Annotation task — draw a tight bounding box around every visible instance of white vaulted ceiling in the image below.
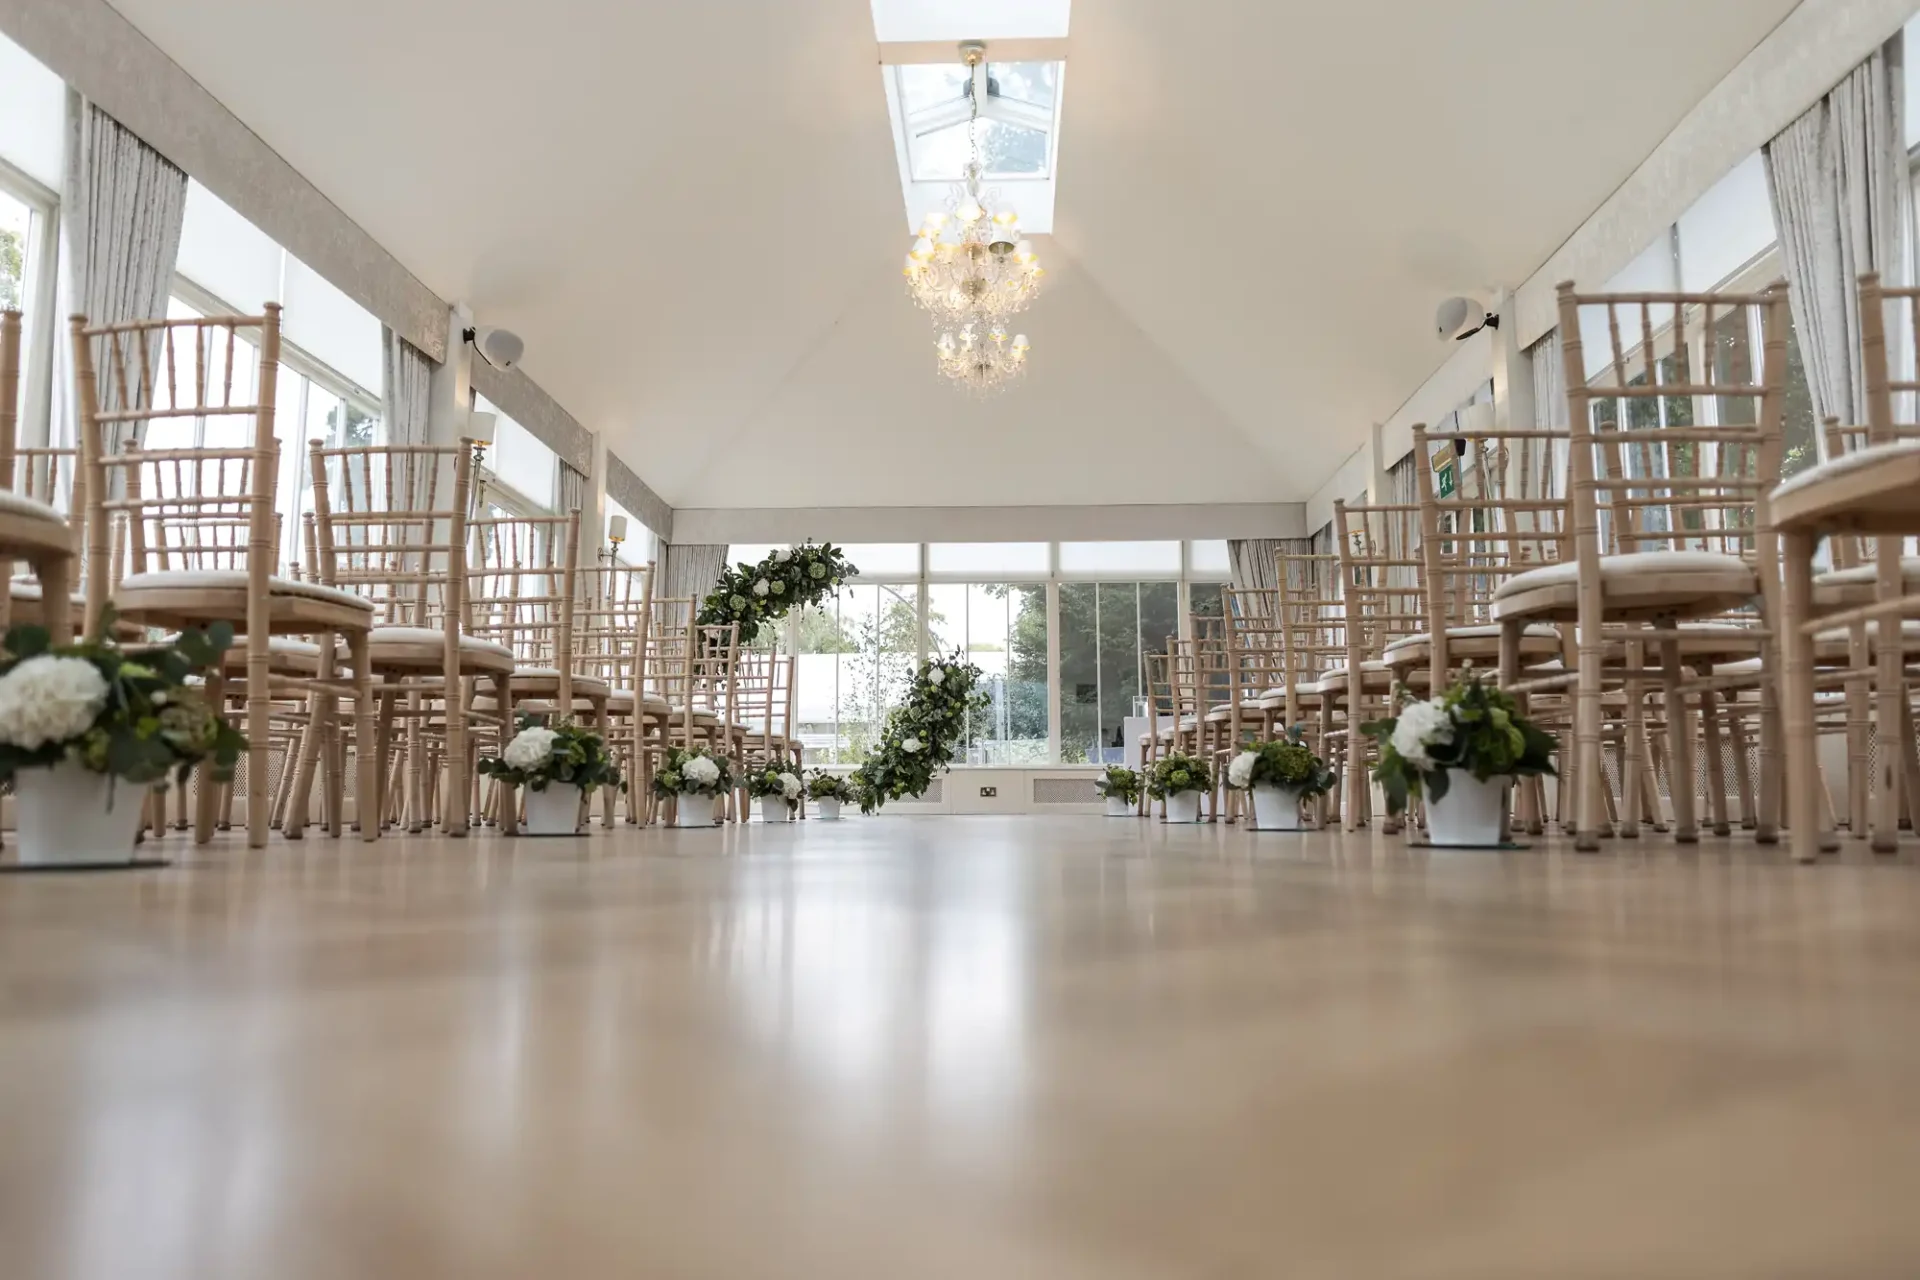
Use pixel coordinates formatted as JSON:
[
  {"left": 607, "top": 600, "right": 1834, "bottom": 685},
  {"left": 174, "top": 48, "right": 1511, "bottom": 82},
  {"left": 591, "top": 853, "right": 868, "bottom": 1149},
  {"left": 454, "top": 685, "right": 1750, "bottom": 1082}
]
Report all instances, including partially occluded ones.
[{"left": 100, "top": 0, "right": 1801, "bottom": 509}]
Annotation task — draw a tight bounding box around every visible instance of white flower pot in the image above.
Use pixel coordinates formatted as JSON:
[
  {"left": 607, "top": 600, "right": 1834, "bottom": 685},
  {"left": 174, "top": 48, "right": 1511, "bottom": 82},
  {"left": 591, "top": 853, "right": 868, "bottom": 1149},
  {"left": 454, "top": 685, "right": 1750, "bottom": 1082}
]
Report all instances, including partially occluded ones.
[
  {"left": 522, "top": 783, "right": 582, "bottom": 836},
  {"left": 1163, "top": 790, "right": 1202, "bottom": 824},
  {"left": 816, "top": 798, "right": 842, "bottom": 822},
  {"left": 1426, "top": 774, "right": 1510, "bottom": 847},
  {"left": 12, "top": 763, "right": 148, "bottom": 865},
  {"left": 758, "top": 796, "right": 789, "bottom": 823},
  {"left": 674, "top": 794, "right": 718, "bottom": 828},
  {"left": 1248, "top": 784, "right": 1303, "bottom": 831},
  {"left": 1105, "top": 795, "right": 1133, "bottom": 817}
]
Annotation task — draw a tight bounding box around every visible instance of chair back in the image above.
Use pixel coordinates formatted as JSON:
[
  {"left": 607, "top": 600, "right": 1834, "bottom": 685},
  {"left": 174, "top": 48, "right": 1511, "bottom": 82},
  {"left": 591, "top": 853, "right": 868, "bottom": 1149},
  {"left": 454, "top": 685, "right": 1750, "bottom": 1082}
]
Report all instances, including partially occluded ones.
[
  {"left": 467, "top": 510, "right": 583, "bottom": 712},
  {"left": 72, "top": 306, "right": 283, "bottom": 636},
  {"left": 1411, "top": 421, "right": 1572, "bottom": 681},
  {"left": 1556, "top": 281, "right": 1789, "bottom": 577},
  {"left": 575, "top": 562, "right": 655, "bottom": 699},
  {"left": 1332, "top": 500, "right": 1425, "bottom": 664},
  {"left": 1275, "top": 551, "right": 1344, "bottom": 726},
  {"left": 1222, "top": 587, "right": 1289, "bottom": 738},
  {"left": 646, "top": 596, "right": 698, "bottom": 746},
  {"left": 308, "top": 442, "right": 474, "bottom": 629}
]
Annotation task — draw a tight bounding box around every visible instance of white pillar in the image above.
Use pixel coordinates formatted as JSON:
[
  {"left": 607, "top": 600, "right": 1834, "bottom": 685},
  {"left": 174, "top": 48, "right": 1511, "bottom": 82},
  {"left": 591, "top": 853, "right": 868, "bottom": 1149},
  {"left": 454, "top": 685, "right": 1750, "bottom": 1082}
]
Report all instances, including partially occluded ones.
[{"left": 426, "top": 303, "right": 473, "bottom": 447}]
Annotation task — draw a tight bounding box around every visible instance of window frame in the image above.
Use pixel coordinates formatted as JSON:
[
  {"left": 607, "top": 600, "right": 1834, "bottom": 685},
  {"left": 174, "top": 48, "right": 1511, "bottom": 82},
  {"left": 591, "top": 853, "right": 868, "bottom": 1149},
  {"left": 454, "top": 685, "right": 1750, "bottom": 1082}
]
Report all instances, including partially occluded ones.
[{"left": 0, "top": 154, "right": 59, "bottom": 456}]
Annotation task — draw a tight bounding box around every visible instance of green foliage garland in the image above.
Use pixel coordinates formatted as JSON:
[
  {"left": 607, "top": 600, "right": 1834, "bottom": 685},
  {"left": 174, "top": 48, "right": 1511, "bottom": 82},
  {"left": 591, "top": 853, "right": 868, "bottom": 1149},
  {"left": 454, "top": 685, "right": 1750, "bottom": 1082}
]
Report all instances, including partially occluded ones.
[
  {"left": 848, "top": 649, "right": 987, "bottom": 814},
  {"left": 1094, "top": 765, "right": 1142, "bottom": 805},
  {"left": 477, "top": 717, "right": 624, "bottom": 795},
  {"left": 0, "top": 612, "right": 246, "bottom": 790},
  {"left": 1147, "top": 752, "right": 1212, "bottom": 799},
  {"left": 698, "top": 542, "right": 858, "bottom": 640},
  {"left": 1361, "top": 670, "right": 1557, "bottom": 815}
]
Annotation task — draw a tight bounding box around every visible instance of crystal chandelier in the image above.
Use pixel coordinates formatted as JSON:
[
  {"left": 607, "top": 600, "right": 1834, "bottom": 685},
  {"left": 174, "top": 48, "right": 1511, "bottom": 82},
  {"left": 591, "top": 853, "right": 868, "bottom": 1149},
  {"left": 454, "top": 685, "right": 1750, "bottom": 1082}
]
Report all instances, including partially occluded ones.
[
  {"left": 902, "top": 44, "right": 1043, "bottom": 328},
  {"left": 934, "top": 321, "right": 1031, "bottom": 396}
]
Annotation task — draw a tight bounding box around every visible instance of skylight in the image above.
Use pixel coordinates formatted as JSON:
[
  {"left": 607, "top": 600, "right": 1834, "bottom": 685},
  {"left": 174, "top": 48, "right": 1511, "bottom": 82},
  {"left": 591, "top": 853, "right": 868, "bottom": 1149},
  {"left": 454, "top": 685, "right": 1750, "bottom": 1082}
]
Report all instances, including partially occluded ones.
[{"left": 881, "top": 55, "right": 1066, "bottom": 232}]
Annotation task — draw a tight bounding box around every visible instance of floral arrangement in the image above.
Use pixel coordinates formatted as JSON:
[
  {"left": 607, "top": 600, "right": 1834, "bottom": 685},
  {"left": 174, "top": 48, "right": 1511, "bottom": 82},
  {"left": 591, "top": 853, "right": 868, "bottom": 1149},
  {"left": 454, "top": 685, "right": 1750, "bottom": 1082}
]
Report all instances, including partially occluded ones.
[
  {"left": 477, "top": 718, "right": 624, "bottom": 794},
  {"left": 698, "top": 542, "right": 858, "bottom": 641},
  {"left": 1226, "top": 728, "right": 1335, "bottom": 797},
  {"left": 1361, "top": 670, "right": 1557, "bottom": 814},
  {"left": 0, "top": 615, "right": 246, "bottom": 791},
  {"left": 651, "top": 745, "right": 734, "bottom": 798},
  {"left": 806, "top": 770, "right": 857, "bottom": 803},
  {"left": 848, "top": 651, "right": 987, "bottom": 814},
  {"left": 1093, "top": 765, "right": 1142, "bottom": 805},
  {"left": 1147, "top": 752, "right": 1213, "bottom": 799},
  {"left": 747, "top": 763, "right": 805, "bottom": 812}
]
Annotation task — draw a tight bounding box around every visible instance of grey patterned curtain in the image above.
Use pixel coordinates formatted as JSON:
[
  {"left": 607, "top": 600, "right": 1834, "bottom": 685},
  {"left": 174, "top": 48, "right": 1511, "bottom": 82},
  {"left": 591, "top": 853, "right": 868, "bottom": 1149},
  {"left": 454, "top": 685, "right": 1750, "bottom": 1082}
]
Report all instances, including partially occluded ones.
[
  {"left": 661, "top": 543, "right": 726, "bottom": 606},
  {"left": 382, "top": 327, "right": 432, "bottom": 445},
  {"left": 1764, "top": 38, "right": 1908, "bottom": 432},
  {"left": 64, "top": 98, "right": 187, "bottom": 452}
]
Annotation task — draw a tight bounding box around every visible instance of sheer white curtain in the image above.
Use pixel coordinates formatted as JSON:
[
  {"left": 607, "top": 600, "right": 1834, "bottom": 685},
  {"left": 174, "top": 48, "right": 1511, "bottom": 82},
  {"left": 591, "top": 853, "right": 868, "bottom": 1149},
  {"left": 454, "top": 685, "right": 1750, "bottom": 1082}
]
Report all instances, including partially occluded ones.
[
  {"left": 381, "top": 327, "right": 432, "bottom": 445},
  {"left": 1227, "top": 538, "right": 1282, "bottom": 593},
  {"left": 556, "top": 461, "right": 585, "bottom": 516},
  {"left": 1763, "top": 38, "right": 1908, "bottom": 432},
  {"left": 62, "top": 98, "right": 187, "bottom": 450}
]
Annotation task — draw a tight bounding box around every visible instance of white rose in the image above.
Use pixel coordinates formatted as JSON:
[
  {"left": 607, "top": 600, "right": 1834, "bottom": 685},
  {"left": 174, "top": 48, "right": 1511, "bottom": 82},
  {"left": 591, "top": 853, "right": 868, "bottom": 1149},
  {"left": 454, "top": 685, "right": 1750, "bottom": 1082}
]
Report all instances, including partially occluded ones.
[
  {"left": 1227, "top": 751, "right": 1257, "bottom": 790},
  {"left": 778, "top": 771, "right": 802, "bottom": 799},
  {"left": 0, "top": 655, "right": 110, "bottom": 750},
  {"left": 752, "top": 579, "right": 770, "bottom": 597},
  {"left": 502, "top": 725, "right": 559, "bottom": 771},
  {"left": 773, "top": 548, "right": 793, "bottom": 563},
  {"left": 901, "top": 736, "right": 923, "bottom": 753},
  {"left": 682, "top": 755, "right": 720, "bottom": 788},
  {"left": 926, "top": 666, "right": 945, "bottom": 686},
  {"left": 1390, "top": 699, "right": 1454, "bottom": 772}
]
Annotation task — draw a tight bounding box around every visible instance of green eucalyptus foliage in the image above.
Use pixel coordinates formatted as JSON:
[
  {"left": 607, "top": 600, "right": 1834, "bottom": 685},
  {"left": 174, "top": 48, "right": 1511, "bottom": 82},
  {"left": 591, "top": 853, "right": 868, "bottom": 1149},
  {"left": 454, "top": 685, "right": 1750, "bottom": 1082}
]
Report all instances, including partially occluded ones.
[
  {"left": 698, "top": 543, "right": 858, "bottom": 642},
  {"left": 1093, "top": 765, "right": 1142, "bottom": 805},
  {"left": 1237, "top": 727, "right": 1336, "bottom": 797},
  {"left": 1361, "top": 671, "right": 1558, "bottom": 816},
  {"left": 0, "top": 610, "right": 246, "bottom": 789},
  {"left": 1147, "top": 752, "right": 1213, "bottom": 799},
  {"left": 849, "top": 650, "right": 987, "bottom": 815},
  {"left": 476, "top": 716, "right": 625, "bottom": 795}
]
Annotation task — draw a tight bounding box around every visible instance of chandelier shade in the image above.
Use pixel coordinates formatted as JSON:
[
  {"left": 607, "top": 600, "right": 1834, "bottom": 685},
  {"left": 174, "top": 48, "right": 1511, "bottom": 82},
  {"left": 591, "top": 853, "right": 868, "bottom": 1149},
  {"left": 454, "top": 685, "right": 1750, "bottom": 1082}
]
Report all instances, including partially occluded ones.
[{"left": 933, "top": 323, "right": 1030, "bottom": 397}]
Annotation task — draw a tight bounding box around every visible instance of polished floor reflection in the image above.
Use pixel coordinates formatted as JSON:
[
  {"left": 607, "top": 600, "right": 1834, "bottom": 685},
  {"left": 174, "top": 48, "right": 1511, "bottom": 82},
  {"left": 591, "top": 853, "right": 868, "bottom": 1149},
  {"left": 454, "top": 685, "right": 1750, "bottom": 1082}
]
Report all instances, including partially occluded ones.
[{"left": 3, "top": 816, "right": 1919, "bottom": 1278}]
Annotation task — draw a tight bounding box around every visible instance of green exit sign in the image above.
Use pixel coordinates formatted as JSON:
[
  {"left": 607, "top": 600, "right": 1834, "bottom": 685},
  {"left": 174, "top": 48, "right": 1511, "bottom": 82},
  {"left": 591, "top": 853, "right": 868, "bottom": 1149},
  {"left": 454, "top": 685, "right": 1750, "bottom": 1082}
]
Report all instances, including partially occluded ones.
[{"left": 1437, "top": 462, "right": 1456, "bottom": 498}]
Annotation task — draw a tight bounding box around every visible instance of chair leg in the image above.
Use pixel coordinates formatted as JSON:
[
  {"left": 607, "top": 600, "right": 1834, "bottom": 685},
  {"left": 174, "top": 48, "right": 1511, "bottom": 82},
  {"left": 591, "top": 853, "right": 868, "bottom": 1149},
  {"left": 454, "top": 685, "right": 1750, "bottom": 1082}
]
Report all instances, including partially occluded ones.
[
  {"left": 1620, "top": 645, "right": 1644, "bottom": 841},
  {"left": 195, "top": 672, "right": 226, "bottom": 845},
  {"left": 348, "top": 634, "right": 379, "bottom": 843},
  {"left": 494, "top": 674, "right": 519, "bottom": 836},
  {"left": 1846, "top": 629, "right": 1871, "bottom": 837},
  {"left": 1698, "top": 675, "right": 1731, "bottom": 838},
  {"left": 1654, "top": 622, "right": 1697, "bottom": 843},
  {"left": 1780, "top": 531, "right": 1825, "bottom": 863}
]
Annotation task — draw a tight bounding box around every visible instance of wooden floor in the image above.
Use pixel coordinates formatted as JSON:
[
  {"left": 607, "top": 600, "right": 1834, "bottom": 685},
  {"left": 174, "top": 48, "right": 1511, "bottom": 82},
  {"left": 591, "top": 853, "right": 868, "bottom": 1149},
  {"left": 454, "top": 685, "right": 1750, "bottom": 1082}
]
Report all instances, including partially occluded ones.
[{"left": 2, "top": 815, "right": 1919, "bottom": 1278}]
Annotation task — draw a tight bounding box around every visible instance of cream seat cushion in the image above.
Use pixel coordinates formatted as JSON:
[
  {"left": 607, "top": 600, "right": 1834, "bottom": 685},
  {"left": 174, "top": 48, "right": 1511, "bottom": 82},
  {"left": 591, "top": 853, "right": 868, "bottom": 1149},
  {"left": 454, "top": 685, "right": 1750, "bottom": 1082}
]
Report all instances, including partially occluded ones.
[
  {"left": 0, "top": 490, "right": 68, "bottom": 524},
  {"left": 1310, "top": 661, "right": 1392, "bottom": 695},
  {"left": 115, "top": 570, "right": 372, "bottom": 613},
  {"left": 511, "top": 667, "right": 612, "bottom": 698},
  {"left": 1772, "top": 440, "right": 1920, "bottom": 500},
  {"left": 1490, "top": 551, "right": 1756, "bottom": 622},
  {"left": 1380, "top": 623, "right": 1561, "bottom": 663},
  {"left": 367, "top": 626, "right": 516, "bottom": 669}
]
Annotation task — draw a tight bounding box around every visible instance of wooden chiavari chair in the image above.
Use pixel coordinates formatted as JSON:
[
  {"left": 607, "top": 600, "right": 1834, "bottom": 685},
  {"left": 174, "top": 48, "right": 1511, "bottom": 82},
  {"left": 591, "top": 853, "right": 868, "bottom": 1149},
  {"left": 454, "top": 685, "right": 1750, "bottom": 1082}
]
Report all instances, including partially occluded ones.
[
  {"left": 1494, "top": 282, "right": 1789, "bottom": 852},
  {"left": 576, "top": 561, "right": 655, "bottom": 825},
  {"left": 1140, "top": 647, "right": 1177, "bottom": 817},
  {"left": 75, "top": 306, "right": 377, "bottom": 847},
  {"left": 1219, "top": 588, "right": 1294, "bottom": 823},
  {"left": 1276, "top": 550, "right": 1346, "bottom": 826},
  {"left": 1331, "top": 499, "right": 1427, "bottom": 830},
  {"left": 302, "top": 439, "right": 512, "bottom": 837},
  {"left": 0, "top": 308, "right": 81, "bottom": 640},
  {"left": 1407, "top": 423, "right": 1572, "bottom": 836},
  {"left": 1778, "top": 271, "right": 1920, "bottom": 862}
]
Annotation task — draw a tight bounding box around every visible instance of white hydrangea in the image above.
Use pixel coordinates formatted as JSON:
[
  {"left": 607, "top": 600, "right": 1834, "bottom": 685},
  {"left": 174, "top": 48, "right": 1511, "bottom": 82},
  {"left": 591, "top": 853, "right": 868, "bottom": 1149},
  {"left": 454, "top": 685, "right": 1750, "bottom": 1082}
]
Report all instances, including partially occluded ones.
[
  {"left": 683, "top": 754, "right": 721, "bottom": 789},
  {"left": 926, "top": 666, "right": 945, "bottom": 686},
  {"left": 0, "top": 655, "right": 109, "bottom": 750},
  {"left": 778, "top": 771, "right": 802, "bottom": 799},
  {"left": 1391, "top": 699, "right": 1455, "bottom": 771},
  {"left": 1227, "top": 751, "right": 1258, "bottom": 789},
  {"left": 901, "top": 736, "right": 923, "bottom": 753},
  {"left": 752, "top": 579, "right": 770, "bottom": 597},
  {"left": 773, "top": 547, "right": 793, "bottom": 563},
  {"left": 503, "top": 725, "right": 559, "bottom": 771}
]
